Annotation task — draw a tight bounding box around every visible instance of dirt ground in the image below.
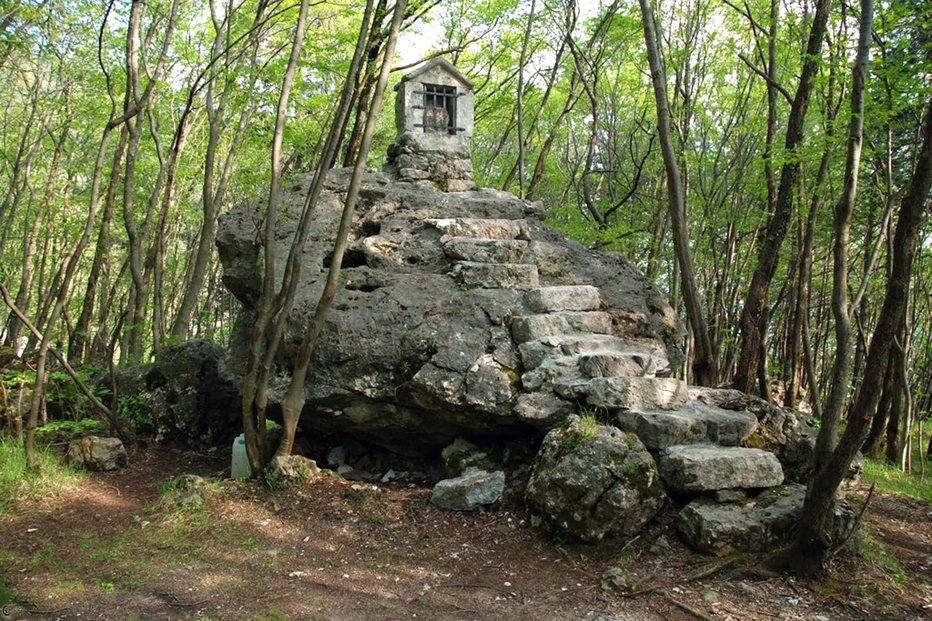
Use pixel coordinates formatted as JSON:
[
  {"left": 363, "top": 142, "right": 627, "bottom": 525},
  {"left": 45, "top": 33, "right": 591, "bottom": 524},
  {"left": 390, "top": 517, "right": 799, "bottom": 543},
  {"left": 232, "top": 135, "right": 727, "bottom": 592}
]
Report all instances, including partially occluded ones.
[{"left": 1, "top": 446, "right": 930, "bottom": 621}]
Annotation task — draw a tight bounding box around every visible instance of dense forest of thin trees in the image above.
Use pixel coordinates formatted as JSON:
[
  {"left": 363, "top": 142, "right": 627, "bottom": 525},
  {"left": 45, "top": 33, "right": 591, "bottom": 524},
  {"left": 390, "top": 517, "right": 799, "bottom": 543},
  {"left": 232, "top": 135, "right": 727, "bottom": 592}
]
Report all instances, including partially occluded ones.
[{"left": 1, "top": 0, "right": 931, "bottom": 574}]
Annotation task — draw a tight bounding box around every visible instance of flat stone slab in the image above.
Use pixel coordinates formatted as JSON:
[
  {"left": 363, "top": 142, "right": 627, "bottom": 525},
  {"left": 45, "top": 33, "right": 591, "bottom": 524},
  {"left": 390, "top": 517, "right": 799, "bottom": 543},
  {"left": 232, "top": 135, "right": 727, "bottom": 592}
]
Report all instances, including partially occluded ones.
[
  {"left": 427, "top": 218, "right": 529, "bottom": 240},
  {"left": 676, "top": 484, "right": 805, "bottom": 554},
  {"left": 442, "top": 237, "right": 528, "bottom": 263},
  {"left": 510, "top": 312, "right": 613, "bottom": 343},
  {"left": 452, "top": 261, "right": 539, "bottom": 290},
  {"left": 575, "top": 377, "right": 688, "bottom": 411},
  {"left": 615, "top": 401, "right": 758, "bottom": 449},
  {"left": 657, "top": 445, "right": 784, "bottom": 493},
  {"left": 524, "top": 286, "right": 601, "bottom": 313}
]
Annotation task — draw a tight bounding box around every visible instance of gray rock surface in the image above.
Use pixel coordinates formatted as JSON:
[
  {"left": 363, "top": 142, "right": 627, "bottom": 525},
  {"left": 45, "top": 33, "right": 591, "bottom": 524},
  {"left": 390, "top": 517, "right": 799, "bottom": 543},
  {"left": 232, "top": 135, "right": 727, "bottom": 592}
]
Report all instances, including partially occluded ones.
[
  {"left": 614, "top": 401, "right": 757, "bottom": 449},
  {"left": 65, "top": 436, "right": 127, "bottom": 471},
  {"left": 575, "top": 377, "right": 688, "bottom": 411},
  {"left": 676, "top": 484, "right": 806, "bottom": 553},
  {"left": 431, "top": 467, "right": 505, "bottom": 510},
  {"left": 525, "top": 416, "right": 666, "bottom": 542},
  {"left": 217, "top": 169, "right": 681, "bottom": 455},
  {"left": 657, "top": 445, "right": 784, "bottom": 493}
]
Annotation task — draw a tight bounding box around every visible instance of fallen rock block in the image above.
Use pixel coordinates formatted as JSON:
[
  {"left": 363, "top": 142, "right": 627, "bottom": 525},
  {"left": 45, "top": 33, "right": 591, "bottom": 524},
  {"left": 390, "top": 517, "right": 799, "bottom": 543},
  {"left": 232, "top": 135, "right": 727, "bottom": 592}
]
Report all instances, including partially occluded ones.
[
  {"left": 65, "top": 436, "right": 128, "bottom": 471},
  {"left": 431, "top": 467, "right": 505, "bottom": 510}
]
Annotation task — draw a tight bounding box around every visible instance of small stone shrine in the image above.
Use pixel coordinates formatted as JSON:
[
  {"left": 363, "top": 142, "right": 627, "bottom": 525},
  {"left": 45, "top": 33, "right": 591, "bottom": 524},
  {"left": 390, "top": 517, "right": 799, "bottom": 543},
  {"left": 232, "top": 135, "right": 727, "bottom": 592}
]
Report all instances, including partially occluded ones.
[{"left": 385, "top": 57, "right": 476, "bottom": 191}]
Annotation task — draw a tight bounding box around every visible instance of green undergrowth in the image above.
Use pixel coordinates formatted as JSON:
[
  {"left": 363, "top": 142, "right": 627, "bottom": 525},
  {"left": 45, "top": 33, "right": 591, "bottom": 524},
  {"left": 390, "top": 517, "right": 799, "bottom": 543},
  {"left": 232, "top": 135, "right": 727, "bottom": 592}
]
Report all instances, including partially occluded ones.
[
  {"left": 0, "top": 435, "right": 84, "bottom": 515},
  {"left": 863, "top": 458, "right": 931, "bottom": 502}
]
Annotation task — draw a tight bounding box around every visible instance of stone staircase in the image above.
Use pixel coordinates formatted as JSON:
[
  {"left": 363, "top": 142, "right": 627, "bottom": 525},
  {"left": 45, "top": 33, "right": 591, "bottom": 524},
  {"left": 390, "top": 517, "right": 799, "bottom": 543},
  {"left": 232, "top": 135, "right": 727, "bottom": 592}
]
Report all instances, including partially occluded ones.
[{"left": 432, "top": 212, "right": 786, "bottom": 511}]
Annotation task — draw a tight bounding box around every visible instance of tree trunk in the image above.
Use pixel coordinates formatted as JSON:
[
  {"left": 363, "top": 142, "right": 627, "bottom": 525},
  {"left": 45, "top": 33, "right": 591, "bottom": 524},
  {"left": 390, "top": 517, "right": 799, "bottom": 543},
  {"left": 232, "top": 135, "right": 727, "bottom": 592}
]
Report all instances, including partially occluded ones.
[
  {"left": 276, "top": 0, "right": 407, "bottom": 460},
  {"left": 639, "top": 0, "right": 716, "bottom": 385},
  {"left": 734, "top": 0, "right": 832, "bottom": 394},
  {"left": 786, "top": 95, "right": 932, "bottom": 578},
  {"left": 814, "top": 0, "right": 873, "bottom": 469},
  {"left": 241, "top": 0, "right": 367, "bottom": 471}
]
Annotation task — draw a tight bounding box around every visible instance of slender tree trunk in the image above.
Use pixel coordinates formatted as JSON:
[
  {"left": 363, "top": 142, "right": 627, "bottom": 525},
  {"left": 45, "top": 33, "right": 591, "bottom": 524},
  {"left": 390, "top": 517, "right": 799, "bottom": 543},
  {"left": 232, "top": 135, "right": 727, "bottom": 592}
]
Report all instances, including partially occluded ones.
[
  {"left": 242, "top": 0, "right": 383, "bottom": 470},
  {"left": 813, "top": 0, "right": 873, "bottom": 469},
  {"left": 69, "top": 129, "right": 126, "bottom": 363},
  {"left": 276, "top": 0, "right": 407, "bottom": 459},
  {"left": 734, "top": 0, "right": 832, "bottom": 394},
  {"left": 786, "top": 96, "right": 932, "bottom": 578},
  {"left": 639, "top": 0, "right": 716, "bottom": 385},
  {"left": 514, "top": 0, "right": 536, "bottom": 198}
]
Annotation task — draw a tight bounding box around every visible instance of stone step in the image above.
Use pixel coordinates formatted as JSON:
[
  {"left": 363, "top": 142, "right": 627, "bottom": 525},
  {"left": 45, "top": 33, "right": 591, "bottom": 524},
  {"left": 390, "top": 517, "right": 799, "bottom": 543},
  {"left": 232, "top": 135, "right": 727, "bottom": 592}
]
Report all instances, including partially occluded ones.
[
  {"left": 614, "top": 401, "right": 758, "bottom": 449},
  {"left": 579, "top": 352, "right": 656, "bottom": 378},
  {"left": 452, "top": 261, "right": 539, "bottom": 290},
  {"left": 441, "top": 237, "right": 528, "bottom": 263},
  {"left": 557, "top": 376, "right": 687, "bottom": 411},
  {"left": 657, "top": 445, "right": 784, "bottom": 494},
  {"left": 676, "top": 484, "right": 805, "bottom": 554},
  {"left": 524, "top": 285, "right": 601, "bottom": 313},
  {"left": 456, "top": 192, "right": 530, "bottom": 220},
  {"left": 521, "top": 352, "right": 656, "bottom": 394},
  {"left": 518, "top": 334, "right": 669, "bottom": 373},
  {"left": 510, "top": 312, "right": 613, "bottom": 344},
  {"left": 427, "top": 218, "right": 529, "bottom": 240}
]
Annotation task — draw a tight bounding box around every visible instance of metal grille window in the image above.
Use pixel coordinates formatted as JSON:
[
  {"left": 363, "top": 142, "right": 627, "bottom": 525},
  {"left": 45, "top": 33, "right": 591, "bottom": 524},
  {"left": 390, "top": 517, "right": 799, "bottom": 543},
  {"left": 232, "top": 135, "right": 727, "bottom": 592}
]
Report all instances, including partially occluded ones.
[{"left": 415, "top": 84, "right": 460, "bottom": 134}]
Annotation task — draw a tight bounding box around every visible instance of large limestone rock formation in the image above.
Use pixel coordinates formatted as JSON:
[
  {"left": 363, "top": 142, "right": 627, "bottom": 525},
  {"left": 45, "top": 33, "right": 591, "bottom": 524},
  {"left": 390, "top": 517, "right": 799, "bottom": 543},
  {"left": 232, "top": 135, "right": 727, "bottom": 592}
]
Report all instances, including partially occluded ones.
[
  {"left": 217, "top": 168, "right": 682, "bottom": 456},
  {"left": 214, "top": 59, "right": 821, "bottom": 551}
]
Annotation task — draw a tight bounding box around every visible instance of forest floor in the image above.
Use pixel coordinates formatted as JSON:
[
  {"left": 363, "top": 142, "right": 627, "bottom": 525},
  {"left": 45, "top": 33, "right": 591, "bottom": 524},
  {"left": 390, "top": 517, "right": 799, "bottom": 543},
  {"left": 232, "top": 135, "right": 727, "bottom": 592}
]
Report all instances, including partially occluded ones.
[{"left": 0, "top": 446, "right": 930, "bottom": 621}]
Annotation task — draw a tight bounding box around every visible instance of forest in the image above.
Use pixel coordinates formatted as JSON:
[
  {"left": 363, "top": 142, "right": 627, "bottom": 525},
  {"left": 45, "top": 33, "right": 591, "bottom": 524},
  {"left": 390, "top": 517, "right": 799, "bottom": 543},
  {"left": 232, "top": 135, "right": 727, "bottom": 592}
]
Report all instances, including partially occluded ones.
[{"left": 1, "top": 0, "right": 931, "bottom": 618}]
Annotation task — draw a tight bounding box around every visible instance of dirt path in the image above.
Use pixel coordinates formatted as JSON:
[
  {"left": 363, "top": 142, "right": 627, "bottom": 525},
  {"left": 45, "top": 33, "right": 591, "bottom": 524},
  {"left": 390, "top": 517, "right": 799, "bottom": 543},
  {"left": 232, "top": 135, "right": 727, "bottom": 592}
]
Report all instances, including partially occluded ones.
[{"left": 1, "top": 446, "right": 929, "bottom": 620}]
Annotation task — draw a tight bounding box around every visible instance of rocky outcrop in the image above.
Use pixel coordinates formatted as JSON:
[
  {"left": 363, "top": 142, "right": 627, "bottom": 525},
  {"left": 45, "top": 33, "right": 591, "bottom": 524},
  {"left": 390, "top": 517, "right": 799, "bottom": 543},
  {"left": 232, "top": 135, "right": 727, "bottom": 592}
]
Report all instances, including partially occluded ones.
[
  {"left": 216, "top": 162, "right": 817, "bottom": 552},
  {"left": 66, "top": 436, "right": 127, "bottom": 471},
  {"left": 525, "top": 416, "right": 666, "bottom": 542},
  {"left": 217, "top": 169, "right": 681, "bottom": 455}
]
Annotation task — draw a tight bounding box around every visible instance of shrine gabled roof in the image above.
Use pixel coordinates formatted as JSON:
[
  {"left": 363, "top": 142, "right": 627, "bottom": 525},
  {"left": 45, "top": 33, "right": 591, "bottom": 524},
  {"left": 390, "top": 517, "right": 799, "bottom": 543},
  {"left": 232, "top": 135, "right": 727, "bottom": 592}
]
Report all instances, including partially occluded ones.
[{"left": 399, "top": 57, "right": 474, "bottom": 91}]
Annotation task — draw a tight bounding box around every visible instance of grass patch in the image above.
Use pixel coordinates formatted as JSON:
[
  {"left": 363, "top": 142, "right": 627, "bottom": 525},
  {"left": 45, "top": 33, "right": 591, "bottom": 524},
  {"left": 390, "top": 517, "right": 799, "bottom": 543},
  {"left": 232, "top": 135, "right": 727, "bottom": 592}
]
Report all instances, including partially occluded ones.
[
  {"left": 860, "top": 529, "right": 908, "bottom": 583},
  {"left": 863, "top": 459, "right": 931, "bottom": 502},
  {"left": 0, "top": 435, "right": 84, "bottom": 515}
]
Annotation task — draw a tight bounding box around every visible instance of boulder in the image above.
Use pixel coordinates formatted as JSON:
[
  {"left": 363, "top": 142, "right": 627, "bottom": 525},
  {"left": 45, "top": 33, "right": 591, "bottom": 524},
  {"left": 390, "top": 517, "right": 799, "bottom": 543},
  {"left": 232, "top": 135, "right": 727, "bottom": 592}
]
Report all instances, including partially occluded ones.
[
  {"left": 431, "top": 467, "right": 505, "bottom": 510},
  {"left": 525, "top": 416, "right": 666, "bottom": 542},
  {"left": 216, "top": 170, "right": 681, "bottom": 455},
  {"left": 112, "top": 340, "right": 240, "bottom": 449},
  {"left": 441, "top": 438, "right": 493, "bottom": 475},
  {"left": 657, "top": 445, "right": 784, "bottom": 494},
  {"left": 65, "top": 436, "right": 127, "bottom": 471},
  {"left": 267, "top": 455, "right": 319, "bottom": 487}
]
